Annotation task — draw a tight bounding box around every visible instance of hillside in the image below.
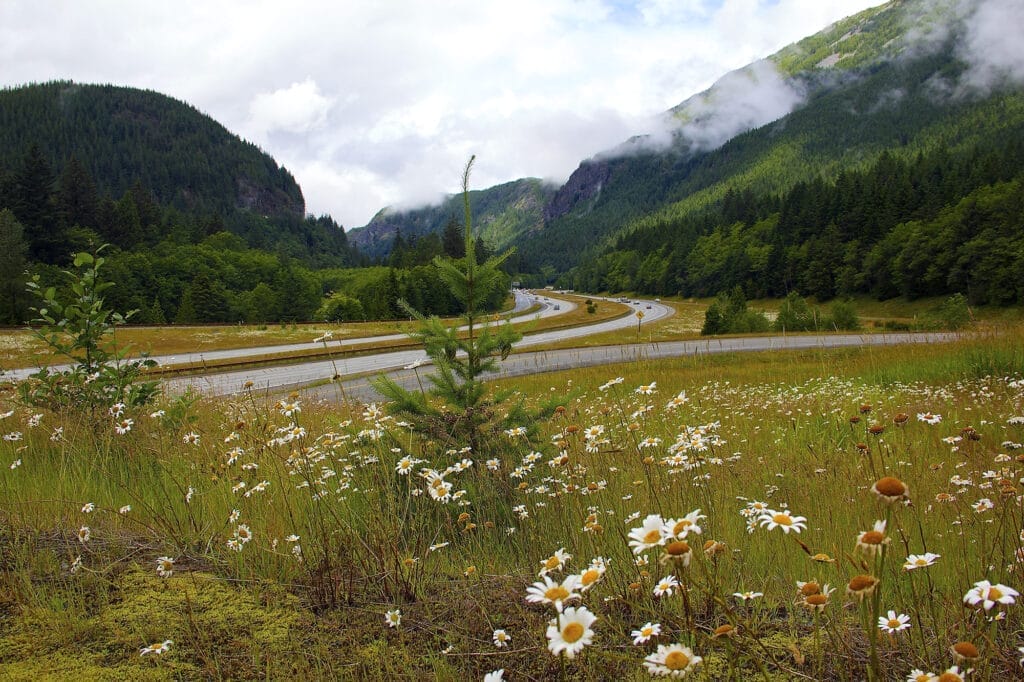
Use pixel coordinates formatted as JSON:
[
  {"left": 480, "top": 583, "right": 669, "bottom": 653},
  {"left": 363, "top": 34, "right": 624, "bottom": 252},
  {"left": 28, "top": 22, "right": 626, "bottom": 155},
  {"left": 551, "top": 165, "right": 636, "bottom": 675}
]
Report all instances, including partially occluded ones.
[
  {"left": 514, "top": 0, "right": 1024, "bottom": 274},
  {"left": 0, "top": 81, "right": 303, "bottom": 217},
  {"left": 348, "top": 178, "right": 556, "bottom": 259}
]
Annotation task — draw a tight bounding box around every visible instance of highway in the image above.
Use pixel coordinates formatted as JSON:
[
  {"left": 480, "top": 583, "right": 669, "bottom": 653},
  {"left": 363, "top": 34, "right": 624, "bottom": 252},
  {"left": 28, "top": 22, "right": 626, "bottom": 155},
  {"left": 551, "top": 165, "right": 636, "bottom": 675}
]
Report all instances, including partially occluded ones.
[
  {"left": 164, "top": 295, "right": 673, "bottom": 396},
  {"left": 308, "top": 331, "right": 958, "bottom": 404}
]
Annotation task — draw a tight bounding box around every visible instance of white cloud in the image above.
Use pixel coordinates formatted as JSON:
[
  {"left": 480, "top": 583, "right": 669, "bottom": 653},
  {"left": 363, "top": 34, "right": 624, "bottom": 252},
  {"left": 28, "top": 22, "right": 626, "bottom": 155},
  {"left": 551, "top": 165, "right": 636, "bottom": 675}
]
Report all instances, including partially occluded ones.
[
  {"left": 960, "top": 0, "right": 1024, "bottom": 93},
  {"left": 676, "top": 59, "right": 807, "bottom": 151},
  {"left": 249, "top": 78, "right": 334, "bottom": 138},
  {"left": 0, "top": 0, "right": 886, "bottom": 228}
]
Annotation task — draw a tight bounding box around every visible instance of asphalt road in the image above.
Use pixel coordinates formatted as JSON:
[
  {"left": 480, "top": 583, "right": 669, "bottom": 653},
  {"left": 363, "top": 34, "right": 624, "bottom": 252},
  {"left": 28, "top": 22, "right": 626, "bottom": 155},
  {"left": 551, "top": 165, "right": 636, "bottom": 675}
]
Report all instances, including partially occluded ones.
[
  {"left": 309, "top": 331, "right": 958, "bottom": 404},
  {"left": 164, "top": 296, "right": 673, "bottom": 396}
]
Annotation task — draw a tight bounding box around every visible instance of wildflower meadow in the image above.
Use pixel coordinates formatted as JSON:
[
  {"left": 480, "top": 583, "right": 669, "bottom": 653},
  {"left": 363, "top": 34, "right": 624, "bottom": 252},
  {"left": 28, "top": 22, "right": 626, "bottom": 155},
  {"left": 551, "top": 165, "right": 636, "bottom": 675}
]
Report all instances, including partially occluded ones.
[{"left": 1, "top": 327, "right": 1023, "bottom": 680}]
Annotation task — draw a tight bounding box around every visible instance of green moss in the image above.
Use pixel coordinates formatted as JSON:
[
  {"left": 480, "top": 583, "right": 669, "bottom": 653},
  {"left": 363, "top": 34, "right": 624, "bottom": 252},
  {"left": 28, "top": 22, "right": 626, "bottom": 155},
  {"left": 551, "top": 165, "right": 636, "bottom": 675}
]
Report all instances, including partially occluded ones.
[{"left": 0, "top": 567, "right": 302, "bottom": 679}]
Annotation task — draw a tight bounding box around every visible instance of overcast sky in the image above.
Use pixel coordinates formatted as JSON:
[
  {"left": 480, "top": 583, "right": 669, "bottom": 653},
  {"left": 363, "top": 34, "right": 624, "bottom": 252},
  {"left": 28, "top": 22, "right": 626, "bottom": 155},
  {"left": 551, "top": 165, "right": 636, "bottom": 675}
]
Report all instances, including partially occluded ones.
[{"left": 1, "top": 0, "right": 887, "bottom": 228}]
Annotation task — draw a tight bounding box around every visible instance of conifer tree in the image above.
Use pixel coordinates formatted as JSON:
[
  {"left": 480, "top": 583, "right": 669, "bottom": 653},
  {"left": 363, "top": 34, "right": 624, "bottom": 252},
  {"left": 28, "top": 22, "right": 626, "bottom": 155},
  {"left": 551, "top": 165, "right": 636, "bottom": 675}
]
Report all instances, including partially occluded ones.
[{"left": 374, "top": 157, "right": 530, "bottom": 450}]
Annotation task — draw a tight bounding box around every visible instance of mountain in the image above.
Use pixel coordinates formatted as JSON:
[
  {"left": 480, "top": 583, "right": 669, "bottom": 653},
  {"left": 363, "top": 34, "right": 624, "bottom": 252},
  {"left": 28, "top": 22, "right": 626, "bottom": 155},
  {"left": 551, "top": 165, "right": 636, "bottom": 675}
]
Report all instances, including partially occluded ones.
[
  {"left": 0, "top": 81, "right": 304, "bottom": 217},
  {"left": 348, "top": 177, "right": 557, "bottom": 260},
  {"left": 512, "top": 0, "right": 1024, "bottom": 274}
]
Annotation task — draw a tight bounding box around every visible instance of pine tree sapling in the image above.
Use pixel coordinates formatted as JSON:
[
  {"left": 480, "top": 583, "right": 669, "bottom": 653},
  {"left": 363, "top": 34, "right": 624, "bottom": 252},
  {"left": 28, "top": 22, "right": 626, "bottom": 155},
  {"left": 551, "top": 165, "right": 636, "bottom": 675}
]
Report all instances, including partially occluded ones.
[{"left": 374, "top": 158, "right": 534, "bottom": 449}]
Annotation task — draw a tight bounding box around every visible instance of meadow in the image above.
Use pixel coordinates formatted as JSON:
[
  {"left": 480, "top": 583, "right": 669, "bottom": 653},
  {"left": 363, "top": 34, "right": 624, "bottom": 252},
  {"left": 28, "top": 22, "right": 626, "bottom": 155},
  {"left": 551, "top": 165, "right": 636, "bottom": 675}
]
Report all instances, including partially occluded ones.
[{"left": 1, "top": 324, "right": 1022, "bottom": 680}]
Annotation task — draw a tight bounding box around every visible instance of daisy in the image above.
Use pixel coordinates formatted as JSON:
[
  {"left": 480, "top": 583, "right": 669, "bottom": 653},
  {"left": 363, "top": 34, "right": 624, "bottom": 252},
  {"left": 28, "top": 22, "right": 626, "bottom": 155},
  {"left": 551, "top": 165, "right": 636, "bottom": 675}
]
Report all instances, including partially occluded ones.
[
  {"left": 77, "top": 526, "right": 90, "bottom": 543},
  {"left": 155, "top": 556, "right": 175, "bottom": 578},
  {"left": 182, "top": 431, "right": 200, "bottom": 445},
  {"left": 575, "top": 561, "right": 607, "bottom": 592},
  {"left": 635, "top": 382, "right": 657, "bottom": 395},
  {"left": 384, "top": 609, "right": 402, "bottom": 628},
  {"left": 492, "top": 629, "right": 511, "bottom": 648},
  {"left": 139, "top": 639, "right": 173, "bottom": 656},
  {"left": 871, "top": 476, "right": 909, "bottom": 504},
  {"left": 632, "top": 622, "right": 662, "bottom": 645},
  {"left": 934, "top": 667, "right": 966, "bottom": 682},
  {"left": 526, "top": 575, "right": 582, "bottom": 612},
  {"left": 903, "top": 553, "right": 940, "bottom": 570},
  {"left": 758, "top": 510, "right": 807, "bottom": 534},
  {"left": 877, "top": 610, "right": 911, "bottom": 633},
  {"left": 546, "top": 606, "right": 596, "bottom": 659},
  {"left": 906, "top": 670, "right": 936, "bottom": 682},
  {"left": 539, "top": 548, "right": 572, "bottom": 576},
  {"left": 665, "top": 391, "right": 688, "bottom": 410},
  {"left": 662, "top": 510, "right": 705, "bottom": 539},
  {"left": 856, "top": 520, "right": 890, "bottom": 557},
  {"left": 81, "top": 502, "right": 95, "bottom": 513},
  {"left": 653, "top": 575, "right": 680, "bottom": 598},
  {"left": 660, "top": 541, "right": 692, "bottom": 568},
  {"left": 644, "top": 643, "right": 703, "bottom": 677},
  {"left": 917, "top": 412, "right": 942, "bottom": 425},
  {"left": 628, "top": 514, "right": 667, "bottom": 554},
  {"left": 847, "top": 574, "right": 880, "bottom": 602},
  {"left": 964, "top": 580, "right": 1019, "bottom": 610},
  {"left": 733, "top": 591, "right": 763, "bottom": 601},
  {"left": 483, "top": 671, "right": 504, "bottom": 682}
]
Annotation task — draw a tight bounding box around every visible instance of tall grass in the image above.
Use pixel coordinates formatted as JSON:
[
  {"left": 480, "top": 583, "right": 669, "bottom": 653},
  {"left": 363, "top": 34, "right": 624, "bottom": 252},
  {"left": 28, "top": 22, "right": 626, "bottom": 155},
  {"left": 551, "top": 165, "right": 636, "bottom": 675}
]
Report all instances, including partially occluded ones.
[{"left": 1, "top": 331, "right": 1022, "bottom": 679}]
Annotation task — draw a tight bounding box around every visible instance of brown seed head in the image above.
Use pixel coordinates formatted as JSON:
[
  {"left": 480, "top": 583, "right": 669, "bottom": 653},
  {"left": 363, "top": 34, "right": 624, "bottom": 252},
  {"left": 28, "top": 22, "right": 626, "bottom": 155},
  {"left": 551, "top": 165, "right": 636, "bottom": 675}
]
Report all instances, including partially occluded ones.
[
  {"left": 847, "top": 574, "right": 879, "bottom": 598},
  {"left": 950, "top": 641, "right": 979, "bottom": 661},
  {"left": 712, "top": 624, "right": 736, "bottom": 639},
  {"left": 872, "top": 476, "right": 908, "bottom": 502},
  {"left": 666, "top": 541, "right": 691, "bottom": 556},
  {"left": 799, "top": 582, "right": 821, "bottom": 597}
]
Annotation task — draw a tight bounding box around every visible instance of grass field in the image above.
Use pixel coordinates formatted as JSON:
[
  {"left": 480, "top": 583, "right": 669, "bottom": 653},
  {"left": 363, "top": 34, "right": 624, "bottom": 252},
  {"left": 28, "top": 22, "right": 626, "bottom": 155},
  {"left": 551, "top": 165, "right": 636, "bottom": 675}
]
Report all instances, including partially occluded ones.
[
  {"left": 0, "top": 292, "right": 630, "bottom": 373},
  {"left": 1, "top": 324, "right": 1022, "bottom": 680}
]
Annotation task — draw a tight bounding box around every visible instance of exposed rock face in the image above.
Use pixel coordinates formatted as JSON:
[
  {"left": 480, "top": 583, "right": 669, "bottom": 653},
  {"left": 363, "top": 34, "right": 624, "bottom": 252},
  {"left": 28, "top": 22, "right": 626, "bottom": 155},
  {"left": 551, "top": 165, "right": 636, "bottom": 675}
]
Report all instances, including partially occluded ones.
[
  {"left": 543, "top": 160, "right": 611, "bottom": 223},
  {"left": 236, "top": 176, "right": 304, "bottom": 217}
]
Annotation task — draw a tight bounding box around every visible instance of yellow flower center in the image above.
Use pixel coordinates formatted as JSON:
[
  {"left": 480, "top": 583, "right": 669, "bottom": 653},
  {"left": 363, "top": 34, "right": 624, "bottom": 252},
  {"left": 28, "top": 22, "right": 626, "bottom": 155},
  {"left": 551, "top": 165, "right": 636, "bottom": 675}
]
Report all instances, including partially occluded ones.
[
  {"left": 887, "top": 619, "right": 901, "bottom": 628},
  {"left": 545, "top": 586, "right": 570, "bottom": 602},
  {"left": 643, "top": 529, "right": 661, "bottom": 544},
  {"left": 936, "top": 675, "right": 961, "bottom": 682},
  {"left": 772, "top": 513, "right": 793, "bottom": 525},
  {"left": 641, "top": 627, "right": 653, "bottom": 637},
  {"left": 544, "top": 556, "right": 561, "bottom": 570},
  {"left": 664, "top": 650, "right": 690, "bottom": 670},
  {"left": 914, "top": 558, "right": 928, "bottom": 566},
  {"left": 805, "top": 594, "right": 828, "bottom": 606},
  {"left": 672, "top": 520, "right": 693, "bottom": 535},
  {"left": 562, "top": 622, "right": 585, "bottom": 643},
  {"left": 986, "top": 587, "right": 1003, "bottom": 600},
  {"left": 580, "top": 569, "right": 600, "bottom": 586}
]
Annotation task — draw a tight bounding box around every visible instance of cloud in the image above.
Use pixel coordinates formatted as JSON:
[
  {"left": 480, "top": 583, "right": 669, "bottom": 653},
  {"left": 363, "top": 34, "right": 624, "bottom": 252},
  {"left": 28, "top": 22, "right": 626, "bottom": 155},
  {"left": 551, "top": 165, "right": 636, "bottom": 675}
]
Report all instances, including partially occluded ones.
[
  {"left": 674, "top": 59, "right": 806, "bottom": 152},
  {"left": 959, "top": 0, "right": 1024, "bottom": 93},
  {"left": 0, "top": 0, "right": 886, "bottom": 227},
  {"left": 248, "top": 78, "right": 334, "bottom": 138}
]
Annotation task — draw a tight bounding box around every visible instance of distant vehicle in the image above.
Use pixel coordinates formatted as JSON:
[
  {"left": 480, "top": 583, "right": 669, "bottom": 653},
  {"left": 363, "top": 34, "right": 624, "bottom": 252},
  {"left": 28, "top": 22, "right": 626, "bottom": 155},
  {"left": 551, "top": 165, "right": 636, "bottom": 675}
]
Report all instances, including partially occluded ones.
[
  {"left": 553, "top": 304, "right": 561, "bottom": 310},
  {"left": 646, "top": 304, "right": 652, "bottom": 309},
  {"left": 655, "top": 298, "right": 661, "bottom": 302}
]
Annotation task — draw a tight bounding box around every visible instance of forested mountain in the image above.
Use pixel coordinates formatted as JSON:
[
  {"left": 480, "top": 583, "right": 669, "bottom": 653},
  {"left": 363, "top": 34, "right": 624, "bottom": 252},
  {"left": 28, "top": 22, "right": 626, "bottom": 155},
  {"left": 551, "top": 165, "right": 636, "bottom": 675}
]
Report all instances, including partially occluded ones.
[
  {"left": 348, "top": 178, "right": 556, "bottom": 261},
  {"left": 517, "top": 0, "right": 1024, "bottom": 277},
  {"left": 0, "top": 82, "right": 367, "bottom": 324},
  {"left": 0, "top": 82, "right": 302, "bottom": 216}
]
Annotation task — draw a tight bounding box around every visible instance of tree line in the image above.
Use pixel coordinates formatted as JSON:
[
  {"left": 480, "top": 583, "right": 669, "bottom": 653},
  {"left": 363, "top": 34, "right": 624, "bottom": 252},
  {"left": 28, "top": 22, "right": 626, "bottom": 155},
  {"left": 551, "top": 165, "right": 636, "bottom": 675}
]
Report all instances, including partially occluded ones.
[{"left": 569, "top": 134, "right": 1024, "bottom": 306}]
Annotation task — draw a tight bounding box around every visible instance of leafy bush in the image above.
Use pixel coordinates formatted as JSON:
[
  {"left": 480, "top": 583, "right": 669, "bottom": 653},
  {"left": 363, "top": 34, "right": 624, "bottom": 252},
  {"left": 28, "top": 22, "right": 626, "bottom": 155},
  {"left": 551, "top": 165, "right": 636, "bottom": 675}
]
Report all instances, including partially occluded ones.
[
  {"left": 702, "top": 287, "right": 770, "bottom": 335},
  {"left": 314, "top": 292, "right": 365, "bottom": 322},
  {"left": 18, "top": 248, "right": 159, "bottom": 413}
]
